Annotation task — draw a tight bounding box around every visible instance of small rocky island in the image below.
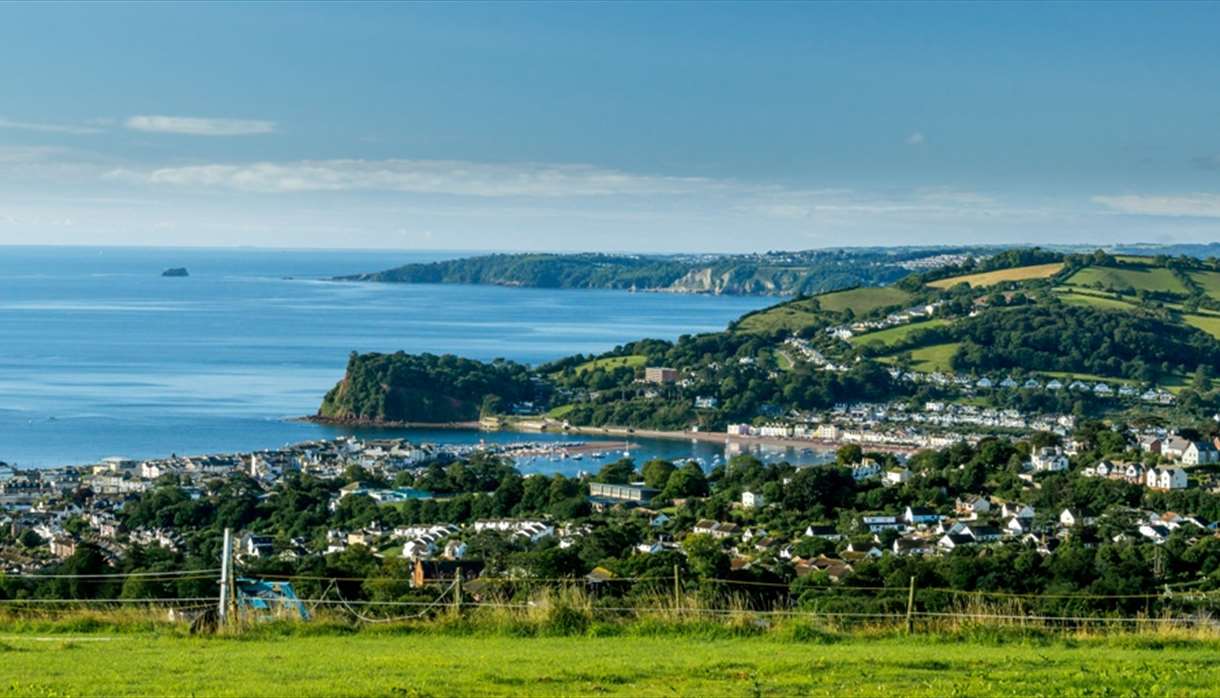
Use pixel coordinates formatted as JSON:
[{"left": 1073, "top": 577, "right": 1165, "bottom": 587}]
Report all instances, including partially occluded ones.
[{"left": 161, "top": 267, "right": 189, "bottom": 278}]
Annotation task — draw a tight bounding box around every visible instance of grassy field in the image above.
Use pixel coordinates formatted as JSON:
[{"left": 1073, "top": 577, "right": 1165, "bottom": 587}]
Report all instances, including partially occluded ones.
[
  {"left": 1185, "top": 313, "right": 1220, "bottom": 340},
  {"left": 567, "top": 354, "right": 646, "bottom": 374},
  {"left": 736, "top": 287, "right": 912, "bottom": 334},
  {"left": 1054, "top": 289, "right": 1137, "bottom": 311},
  {"left": 1063, "top": 265, "right": 1190, "bottom": 295},
  {"left": 5, "top": 628, "right": 1220, "bottom": 697},
  {"left": 545, "top": 403, "right": 576, "bottom": 419},
  {"left": 735, "top": 300, "right": 822, "bottom": 333},
  {"left": 772, "top": 348, "right": 795, "bottom": 370},
  {"left": 816, "top": 286, "right": 912, "bottom": 314},
  {"left": 927, "top": 262, "right": 1064, "bottom": 289},
  {"left": 849, "top": 318, "right": 950, "bottom": 347},
  {"left": 1190, "top": 270, "right": 1220, "bottom": 300},
  {"left": 878, "top": 341, "right": 960, "bottom": 372}
]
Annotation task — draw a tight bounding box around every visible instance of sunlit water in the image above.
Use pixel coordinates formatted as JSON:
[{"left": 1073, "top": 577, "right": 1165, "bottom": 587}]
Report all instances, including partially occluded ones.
[{"left": 0, "top": 246, "right": 830, "bottom": 471}]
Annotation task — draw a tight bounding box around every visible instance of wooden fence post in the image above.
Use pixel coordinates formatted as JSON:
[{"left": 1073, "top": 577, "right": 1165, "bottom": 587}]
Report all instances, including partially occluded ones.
[{"left": 673, "top": 564, "right": 681, "bottom": 610}]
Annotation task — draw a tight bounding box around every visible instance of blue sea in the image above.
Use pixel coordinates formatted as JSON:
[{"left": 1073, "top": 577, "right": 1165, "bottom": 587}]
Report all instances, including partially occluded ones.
[{"left": 0, "top": 246, "right": 828, "bottom": 472}]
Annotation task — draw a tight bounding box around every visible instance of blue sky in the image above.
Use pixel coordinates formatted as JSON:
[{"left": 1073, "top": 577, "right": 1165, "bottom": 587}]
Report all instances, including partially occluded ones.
[{"left": 1, "top": 1, "right": 1219, "bottom": 252}]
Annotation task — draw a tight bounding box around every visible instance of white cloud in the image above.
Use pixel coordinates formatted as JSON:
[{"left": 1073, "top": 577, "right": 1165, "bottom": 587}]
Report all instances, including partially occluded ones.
[
  {"left": 905, "top": 131, "right": 926, "bottom": 146},
  {"left": 1092, "top": 193, "right": 1220, "bottom": 218},
  {"left": 0, "top": 118, "right": 102, "bottom": 135},
  {"left": 124, "top": 115, "right": 276, "bottom": 136},
  {"left": 736, "top": 187, "right": 1019, "bottom": 221},
  {"left": 112, "top": 159, "right": 712, "bottom": 197}
]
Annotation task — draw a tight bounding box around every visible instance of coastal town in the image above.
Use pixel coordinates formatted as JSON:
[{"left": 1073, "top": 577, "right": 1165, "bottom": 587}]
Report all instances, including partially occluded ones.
[{"left": 4, "top": 410, "right": 1220, "bottom": 596}]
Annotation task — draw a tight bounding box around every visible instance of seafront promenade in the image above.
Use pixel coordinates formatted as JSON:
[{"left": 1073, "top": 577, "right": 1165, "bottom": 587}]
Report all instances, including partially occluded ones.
[{"left": 492, "top": 417, "right": 917, "bottom": 455}]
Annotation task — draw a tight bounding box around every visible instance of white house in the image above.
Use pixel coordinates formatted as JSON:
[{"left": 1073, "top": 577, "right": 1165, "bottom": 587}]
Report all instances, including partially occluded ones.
[
  {"left": 804, "top": 524, "right": 842, "bottom": 540},
  {"left": 1004, "top": 517, "right": 1031, "bottom": 536},
  {"left": 903, "top": 506, "right": 941, "bottom": 525},
  {"left": 883, "top": 468, "right": 912, "bottom": 486},
  {"left": 938, "top": 533, "right": 974, "bottom": 550},
  {"left": 1030, "top": 447, "right": 1069, "bottom": 473},
  {"left": 1146, "top": 467, "right": 1188, "bottom": 491},
  {"left": 402, "top": 538, "right": 435, "bottom": 559},
  {"left": 961, "top": 524, "right": 1002, "bottom": 543},
  {"left": 1183, "top": 441, "right": 1219, "bottom": 466},
  {"left": 1000, "top": 502, "right": 1035, "bottom": 520},
  {"left": 954, "top": 495, "right": 991, "bottom": 519},
  {"left": 1161, "top": 436, "right": 1192, "bottom": 460},
  {"left": 1138, "top": 524, "right": 1172, "bottom": 544},
  {"left": 1059, "top": 509, "right": 1080, "bottom": 527},
  {"left": 860, "top": 515, "right": 906, "bottom": 533},
  {"left": 741, "top": 491, "right": 765, "bottom": 509}
]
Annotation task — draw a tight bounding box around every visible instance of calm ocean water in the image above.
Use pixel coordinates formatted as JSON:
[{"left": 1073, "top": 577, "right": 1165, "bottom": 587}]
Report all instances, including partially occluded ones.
[{"left": 0, "top": 246, "right": 826, "bottom": 472}]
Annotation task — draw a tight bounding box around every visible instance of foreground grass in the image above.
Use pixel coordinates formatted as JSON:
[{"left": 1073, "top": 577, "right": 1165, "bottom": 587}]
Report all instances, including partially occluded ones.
[{"left": 5, "top": 625, "right": 1220, "bottom": 697}]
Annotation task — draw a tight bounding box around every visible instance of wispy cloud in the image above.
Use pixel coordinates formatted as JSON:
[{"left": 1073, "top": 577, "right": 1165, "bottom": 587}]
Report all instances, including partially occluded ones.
[
  {"left": 0, "top": 118, "right": 103, "bottom": 135},
  {"left": 905, "top": 131, "right": 926, "bottom": 146},
  {"left": 735, "top": 187, "right": 1016, "bottom": 221},
  {"left": 1093, "top": 193, "right": 1220, "bottom": 218},
  {"left": 110, "top": 159, "right": 712, "bottom": 197},
  {"left": 124, "top": 115, "right": 277, "bottom": 136}
]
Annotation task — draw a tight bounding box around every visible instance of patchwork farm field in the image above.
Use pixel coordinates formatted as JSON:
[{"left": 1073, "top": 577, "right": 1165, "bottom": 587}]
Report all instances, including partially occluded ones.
[
  {"left": 5, "top": 630, "right": 1220, "bottom": 697},
  {"left": 814, "top": 286, "right": 913, "bottom": 314},
  {"left": 849, "top": 318, "right": 950, "bottom": 347},
  {"left": 735, "top": 299, "right": 822, "bottom": 333},
  {"left": 1054, "top": 290, "right": 1137, "bottom": 311},
  {"left": 736, "top": 286, "right": 912, "bottom": 333},
  {"left": 1185, "top": 314, "right": 1220, "bottom": 340},
  {"left": 567, "top": 354, "right": 646, "bottom": 374},
  {"left": 878, "top": 341, "right": 960, "bottom": 372},
  {"left": 1190, "top": 270, "right": 1220, "bottom": 300},
  {"left": 927, "top": 262, "right": 1063, "bottom": 289},
  {"left": 1063, "top": 266, "right": 1190, "bottom": 295}
]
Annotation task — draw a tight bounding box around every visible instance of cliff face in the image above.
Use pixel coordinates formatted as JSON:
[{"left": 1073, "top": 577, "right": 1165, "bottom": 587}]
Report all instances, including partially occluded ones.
[{"left": 337, "top": 251, "right": 925, "bottom": 296}]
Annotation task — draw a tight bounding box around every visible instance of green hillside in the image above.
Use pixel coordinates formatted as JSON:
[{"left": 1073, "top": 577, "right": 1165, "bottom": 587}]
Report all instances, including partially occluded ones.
[
  {"left": 1064, "top": 265, "right": 1190, "bottom": 295},
  {"left": 735, "top": 286, "right": 914, "bottom": 334},
  {"left": 1191, "top": 270, "right": 1220, "bottom": 300},
  {"left": 321, "top": 249, "right": 1220, "bottom": 428},
  {"left": 317, "top": 352, "right": 536, "bottom": 423},
  {"left": 849, "top": 318, "right": 950, "bottom": 348}
]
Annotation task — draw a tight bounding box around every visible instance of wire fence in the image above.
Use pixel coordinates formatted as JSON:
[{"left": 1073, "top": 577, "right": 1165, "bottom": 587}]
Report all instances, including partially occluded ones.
[{"left": 5, "top": 559, "right": 1220, "bottom": 631}]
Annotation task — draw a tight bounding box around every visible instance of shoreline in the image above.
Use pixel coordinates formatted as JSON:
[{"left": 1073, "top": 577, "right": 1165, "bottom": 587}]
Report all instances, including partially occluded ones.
[
  {"left": 299, "top": 416, "right": 483, "bottom": 430},
  {"left": 557, "top": 424, "right": 918, "bottom": 455},
  {"left": 301, "top": 415, "right": 918, "bottom": 456}
]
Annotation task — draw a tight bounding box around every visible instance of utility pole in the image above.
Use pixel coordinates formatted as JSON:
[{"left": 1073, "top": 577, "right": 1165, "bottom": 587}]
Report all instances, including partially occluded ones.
[
  {"left": 905, "top": 575, "right": 916, "bottom": 634},
  {"left": 219, "top": 528, "right": 233, "bottom": 625}
]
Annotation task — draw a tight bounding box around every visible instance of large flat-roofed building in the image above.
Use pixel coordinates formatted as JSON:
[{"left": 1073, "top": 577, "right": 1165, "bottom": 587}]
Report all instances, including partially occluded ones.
[
  {"left": 588, "top": 481, "right": 659, "bottom": 504},
  {"left": 644, "top": 367, "right": 678, "bottom": 384}
]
